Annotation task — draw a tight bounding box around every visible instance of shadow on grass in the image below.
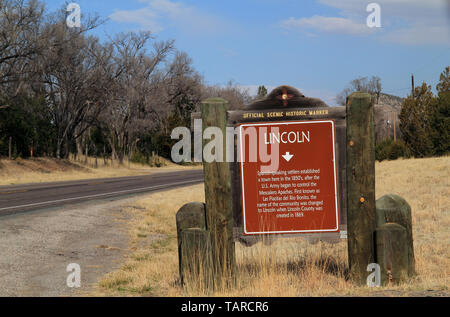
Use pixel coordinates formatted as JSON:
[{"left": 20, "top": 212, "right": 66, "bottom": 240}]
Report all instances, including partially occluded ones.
[{"left": 238, "top": 256, "right": 350, "bottom": 280}]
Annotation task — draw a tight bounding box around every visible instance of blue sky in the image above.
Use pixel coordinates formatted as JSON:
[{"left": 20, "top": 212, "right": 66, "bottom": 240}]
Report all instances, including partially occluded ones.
[{"left": 45, "top": 0, "right": 450, "bottom": 105}]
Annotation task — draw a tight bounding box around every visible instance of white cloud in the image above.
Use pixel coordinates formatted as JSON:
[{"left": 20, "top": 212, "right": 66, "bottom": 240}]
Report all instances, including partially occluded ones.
[
  {"left": 281, "top": 0, "right": 450, "bottom": 46},
  {"left": 282, "top": 15, "right": 376, "bottom": 36},
  {"left": 316, "top": 0, "right": 450, "bottom": 45},
  {"left": 318, "top": 0, "right": 447, "bottom": 17},
  {"left": 110, "top": 0, "right": 227, "bottom": 34},
  {"left": 110, "top": 7, "right": 163, "bottom": 32},
  {"left": 383, "top": 25, "right": 450, "bottom": 46}
]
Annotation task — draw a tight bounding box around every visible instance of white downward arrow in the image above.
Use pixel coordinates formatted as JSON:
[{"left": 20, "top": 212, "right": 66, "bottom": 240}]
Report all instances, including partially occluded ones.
[{"left": 282, "top": 152, "right": 294, "bottom": 162}]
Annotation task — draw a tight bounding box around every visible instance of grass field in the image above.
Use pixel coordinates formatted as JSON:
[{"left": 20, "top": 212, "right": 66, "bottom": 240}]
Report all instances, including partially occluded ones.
[
  {"left": 0, "top": 155, "right": 200, "bottom": 186},
  {"left": 92, "top": 156, "right": 449, "bottom": 297}
]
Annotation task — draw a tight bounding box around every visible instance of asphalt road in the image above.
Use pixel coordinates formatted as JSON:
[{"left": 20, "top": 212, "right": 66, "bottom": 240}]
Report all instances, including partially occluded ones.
[{"left": 0, "top": 169, "right": 204, "bottom": 216}]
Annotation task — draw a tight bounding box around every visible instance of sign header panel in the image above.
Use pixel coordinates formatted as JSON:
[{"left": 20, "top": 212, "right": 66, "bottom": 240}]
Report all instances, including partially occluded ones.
[{"left": 239, "top": 120, "right": 339, "bottom": 235}]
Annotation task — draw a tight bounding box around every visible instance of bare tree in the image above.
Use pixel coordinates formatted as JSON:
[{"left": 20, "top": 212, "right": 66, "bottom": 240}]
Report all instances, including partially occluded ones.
[
  {"left": 162, "top": 51, "right": 203, "bottom": 128},
  {"left": 202, "top": 80, "right": 251, "bottom": 110},
  {"left": 99, "top": 31, "right": 175, "bottom": 164},
  {"left": 368, "top": 76, "right": 382, "bottom": 103},
  {"left": 0, "top": 0, "right": 45, "bottom": 101},
  {"left": 336, "top": 76, "right": 382, "bottom": 106},
  {"left": 38, "top": 9, "right": 104, "bottom": 158}
]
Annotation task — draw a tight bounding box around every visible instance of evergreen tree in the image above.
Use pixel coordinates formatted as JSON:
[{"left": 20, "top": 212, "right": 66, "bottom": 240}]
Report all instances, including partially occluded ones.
[
  {"left": 257, "top": 85, "right": 268, "bottom": 98},
  {"left": 399, "top": 82, "right": 436, "bottom": 157},
  {"left": 430, "top": 66, "right": 450, "bottom": 155}
]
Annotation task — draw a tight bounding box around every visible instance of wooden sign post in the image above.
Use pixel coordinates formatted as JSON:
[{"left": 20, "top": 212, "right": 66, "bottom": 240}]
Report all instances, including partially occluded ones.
[
  {"left": 177, "top": 86, "right": 414, "bottom": 290},
  {"left": 346, "top": 92, "right": 376, "bottom": 284},
  {"left": 201, "top": 98, "right": 236, "bottom": 288}
]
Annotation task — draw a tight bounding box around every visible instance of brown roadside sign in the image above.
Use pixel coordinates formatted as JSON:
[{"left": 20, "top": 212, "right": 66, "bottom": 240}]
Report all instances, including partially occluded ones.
[{"left": 239, "top": 120, "right": 340, "bottom": 235}]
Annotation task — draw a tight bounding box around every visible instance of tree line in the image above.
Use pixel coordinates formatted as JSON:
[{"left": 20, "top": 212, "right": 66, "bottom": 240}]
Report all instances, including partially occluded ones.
[
  {"left": 2, "top": 1, "right": 447, "bottom": 164},
  {"left": 0, "top": 0, "right": 250, "bottom": 163}
]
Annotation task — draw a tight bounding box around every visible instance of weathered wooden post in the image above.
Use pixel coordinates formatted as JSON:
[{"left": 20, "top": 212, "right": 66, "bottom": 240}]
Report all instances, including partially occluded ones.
[
  {"left": 9, "top": 136, "right": 12, "bottom": 160},
  {"left": 376, "top": 194, "right": 415, "bottom": 278},
  {"left": 176, "top": 202, "right": 209, "bottom": 284},
  {"left": 180, "top": 228, "right": 213, "bottom": 292},
  {"left": 375, "top": 223, "right": 409, "bottom": 285},
  {"left": 201, "top": 98, "right": 236, "bottom": 288},
  {"left": 346, "top": 92, "right": 376, "bottom": 284}
]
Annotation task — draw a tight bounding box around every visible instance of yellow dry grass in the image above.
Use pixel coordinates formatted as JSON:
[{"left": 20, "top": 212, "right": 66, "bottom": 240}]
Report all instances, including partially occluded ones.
[
  {"left": 93, "top": 156, "right": 449, "bottom": 297},
  {"left": 0, "top": 155, "right": 201, "bottom": 186}
]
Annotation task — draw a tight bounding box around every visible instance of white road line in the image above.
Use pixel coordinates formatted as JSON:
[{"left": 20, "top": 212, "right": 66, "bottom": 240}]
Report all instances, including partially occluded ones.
[{"left": 0, "top": 179, "right": 203, "bottom": 211}]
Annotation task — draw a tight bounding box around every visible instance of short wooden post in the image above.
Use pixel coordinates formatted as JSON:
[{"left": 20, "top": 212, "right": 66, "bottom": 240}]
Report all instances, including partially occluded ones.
[
  {"left": 103, "top": 145, "right": 107, "bottom": 166},
  {"left": 180, "top": 228, "right": 213, "bottom": 292},
  {"left": 9, "top": 136, "right": 12, "bottom": 160},
  {"left": 85, "top": 140, "right": 88, "bottom": 165},
  {"left": 376, "top": 194, "right": 415, "bottom": 276},
  {"left": 176, "top": 202, "right": 208, "bottom": 285},
  {"left": 346, "top": 92, "right": 376, "bottom": 284},
  {"left": 201, "top": 98, "right": 236, "bottom": 288},
  {"left": 375, "top": 223, "right": 409, "bottom": 285}
]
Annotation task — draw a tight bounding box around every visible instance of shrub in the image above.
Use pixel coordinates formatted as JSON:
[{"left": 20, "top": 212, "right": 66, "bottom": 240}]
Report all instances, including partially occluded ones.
[
  {"left": 130, "top": 151, "right": 148, "bottom": 165},
  {"left": 376, "top": 138, "right": 410, "bottom": 161},
  {"left": 131, "top": 151, "right": 167, "bottom": 167},
  {"left": 149, "top": 155, "right": 166, "bottom": 168}
]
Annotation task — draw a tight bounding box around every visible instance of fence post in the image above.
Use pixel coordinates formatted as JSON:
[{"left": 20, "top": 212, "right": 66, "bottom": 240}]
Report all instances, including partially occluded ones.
[
  {"left": 176, "top": 202, "right": 208, "bottom": 285},
  {"left": 376, "top": 194, "right": 415, "bottom": 276},
  {"left": 375, "top": 223, "right": 409, "bottom": 285},
  {"left": 346, "top": 92, "right": 376, "bottom": 284},
  {"left": 201, "top": 98, "right": 236, "bottom": 288},
  {"left": 9, "top": 136, "right": 12, "bottom": 160},
  {"left": 180, "top": 228, "right": 213, "bottom": 292}
]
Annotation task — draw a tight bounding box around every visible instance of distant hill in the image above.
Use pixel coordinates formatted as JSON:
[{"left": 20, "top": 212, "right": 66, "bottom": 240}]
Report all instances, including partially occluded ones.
[{"left": 378, "top": 93, "right": 404, "bottom": 110}]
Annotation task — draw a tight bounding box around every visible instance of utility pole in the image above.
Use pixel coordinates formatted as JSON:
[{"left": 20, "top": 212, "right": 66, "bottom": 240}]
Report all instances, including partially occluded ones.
[
  {"left": 411, "top": 74, "right": 415, "bottom": 101},
  {"left": 393, "top": 111, "right": 397, "bottom": 142}
]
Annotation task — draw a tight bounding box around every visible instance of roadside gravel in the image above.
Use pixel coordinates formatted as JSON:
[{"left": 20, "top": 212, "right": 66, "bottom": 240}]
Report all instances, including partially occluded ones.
[{"left": 0, "top": 198, "right": 134, "bottom": 296}]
